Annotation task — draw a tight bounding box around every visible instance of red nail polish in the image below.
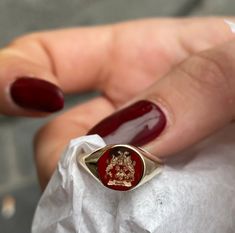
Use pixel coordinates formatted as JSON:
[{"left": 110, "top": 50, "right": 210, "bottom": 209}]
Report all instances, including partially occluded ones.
[
  {"left": 88, "top": 100, "right": 166, "bottom": 146},
  {"left": 10, "top": 77, "right": 64, "bottom": 112}
]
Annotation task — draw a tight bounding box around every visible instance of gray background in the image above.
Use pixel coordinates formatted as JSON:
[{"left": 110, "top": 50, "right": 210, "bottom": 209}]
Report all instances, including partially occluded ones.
[{"left": 0, "top": 0, "right": 234, "bottom": 232}]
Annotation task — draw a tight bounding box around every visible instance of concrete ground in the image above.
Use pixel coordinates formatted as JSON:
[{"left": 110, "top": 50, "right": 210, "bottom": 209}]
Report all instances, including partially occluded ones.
[{"left": 0, "top": 0, "right": 234, "bottom": 232}]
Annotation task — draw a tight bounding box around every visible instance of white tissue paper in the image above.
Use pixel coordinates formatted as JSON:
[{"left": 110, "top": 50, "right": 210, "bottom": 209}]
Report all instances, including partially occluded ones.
[
  {"left": 32, "top": 21, "right": 235, "bottom": 233},
  {"left": 32, "top": 126, "right": 235, "bottom": 233}
]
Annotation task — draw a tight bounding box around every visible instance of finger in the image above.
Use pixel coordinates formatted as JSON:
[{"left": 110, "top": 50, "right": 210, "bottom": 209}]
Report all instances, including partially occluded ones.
[
  {"left": 88, "top": 39, "right": 235, "bottom": 160},
  {"left": 1, "top": 18, "right": 234, "bottom": 116},
  {"left": 35, "top": 36, "right": 235, "bottom": 189},
  {"left": 34, "top": 97, "right": 115, "bottom": 189},
  {"left": 0, "top": 25, "right": 112, "bottom": 115}
]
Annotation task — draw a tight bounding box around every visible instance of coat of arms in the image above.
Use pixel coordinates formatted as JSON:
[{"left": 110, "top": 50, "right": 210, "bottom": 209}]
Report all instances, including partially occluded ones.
[{"left": 105, "top": 150, "right": 136, "bottom": 187}]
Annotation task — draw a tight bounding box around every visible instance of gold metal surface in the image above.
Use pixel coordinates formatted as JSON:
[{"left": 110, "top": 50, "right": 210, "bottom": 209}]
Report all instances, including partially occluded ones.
[{"left": 77, "top": 144, "right": 163, "bottom": 191}]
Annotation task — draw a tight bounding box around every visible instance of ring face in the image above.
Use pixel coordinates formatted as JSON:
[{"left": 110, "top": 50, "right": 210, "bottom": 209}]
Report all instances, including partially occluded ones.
[{"left": 97, "top": 145, "right": 144, "bottom": 191}]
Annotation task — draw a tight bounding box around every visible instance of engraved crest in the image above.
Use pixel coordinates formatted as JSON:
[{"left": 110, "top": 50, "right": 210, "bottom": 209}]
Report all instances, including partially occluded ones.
[{"left": 105, "top": 150, "right": 136, "bottom": 187}]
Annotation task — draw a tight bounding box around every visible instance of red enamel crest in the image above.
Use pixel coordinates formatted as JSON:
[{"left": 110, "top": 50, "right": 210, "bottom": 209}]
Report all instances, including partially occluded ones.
[{"left": 97, "top": 146, "right": 144, "bottom": 191}]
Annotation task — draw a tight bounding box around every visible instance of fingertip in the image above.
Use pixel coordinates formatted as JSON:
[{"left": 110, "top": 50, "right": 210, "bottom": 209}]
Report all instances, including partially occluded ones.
[
  {"left": 10, "top": 77, "right": 64, "bottom": 113},
  {"left": 87, "top": 100, "right": 167, "bottom": 146},
  {"left": 0, "top": 48, "right": 64, "bottom": 116}
]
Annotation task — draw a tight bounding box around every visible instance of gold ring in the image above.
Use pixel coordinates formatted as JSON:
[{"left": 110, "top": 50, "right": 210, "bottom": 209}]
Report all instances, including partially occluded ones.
[{"left": 77, "top": 144, "right": 163, "bottom": 191}]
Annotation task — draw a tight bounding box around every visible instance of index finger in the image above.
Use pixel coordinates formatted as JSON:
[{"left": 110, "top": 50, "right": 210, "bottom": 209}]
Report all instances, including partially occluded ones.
[
  {"left": 0, "top": 18, "right": 233, "bottom": 116},
  {"left": 0, "top": 25, "right": 112, "bottom": 115}
]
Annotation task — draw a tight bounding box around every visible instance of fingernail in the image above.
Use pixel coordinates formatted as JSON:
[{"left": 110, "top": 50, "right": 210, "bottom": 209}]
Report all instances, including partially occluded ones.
[
  {"left": 10, "top": 77, "right": 64, "bottom": 112},
  {"left": 88, "top": 100, "right": 166, "bottom": 146}
]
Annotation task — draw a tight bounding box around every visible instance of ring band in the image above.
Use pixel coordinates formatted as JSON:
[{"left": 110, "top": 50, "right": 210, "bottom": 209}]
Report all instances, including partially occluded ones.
[{"left": 77, "top": 144, "right": 163, "bottom": 191}]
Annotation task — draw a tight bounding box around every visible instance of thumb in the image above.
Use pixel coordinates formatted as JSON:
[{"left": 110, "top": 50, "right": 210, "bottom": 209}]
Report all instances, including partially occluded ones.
[{"left": 88, "top": 39, "right": 235, "bottom": 159}]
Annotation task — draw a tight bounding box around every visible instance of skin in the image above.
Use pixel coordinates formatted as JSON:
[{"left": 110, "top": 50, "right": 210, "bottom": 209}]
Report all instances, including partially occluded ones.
[{"left": 0, "top": 17, "right": 235, "bottom": 190}]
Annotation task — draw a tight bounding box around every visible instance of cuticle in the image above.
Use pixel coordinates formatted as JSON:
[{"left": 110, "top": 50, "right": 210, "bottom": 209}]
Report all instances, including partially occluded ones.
[{"left": 148, "top": 96, "right": 175, "bottom": 129}]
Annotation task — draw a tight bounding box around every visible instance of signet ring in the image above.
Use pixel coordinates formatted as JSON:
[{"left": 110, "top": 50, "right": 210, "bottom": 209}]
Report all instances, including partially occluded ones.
[{"left": 77, "top": 144, "right": 163, "bottom": 191}]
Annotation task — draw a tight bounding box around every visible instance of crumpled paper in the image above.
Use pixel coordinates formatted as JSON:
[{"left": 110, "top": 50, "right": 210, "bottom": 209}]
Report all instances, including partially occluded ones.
[
  {"left": 32, "top": 125, "right": 235, "bottom": 233},
  {"left": 32, "top": 20, "right": 235, "bottom": 233}
]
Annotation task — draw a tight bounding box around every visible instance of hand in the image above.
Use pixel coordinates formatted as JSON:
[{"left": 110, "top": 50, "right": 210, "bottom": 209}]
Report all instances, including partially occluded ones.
[{"left": 1, "top": 18, "right": 234, "bottom": 189}]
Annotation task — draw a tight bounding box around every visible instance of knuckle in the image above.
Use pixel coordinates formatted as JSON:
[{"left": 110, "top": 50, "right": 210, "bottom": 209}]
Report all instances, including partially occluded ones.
[
  {"left": 8, "top": 32, "right": 39, "bottom": 45},
  {"left": 178, "top": 52, "right": 235, "bottom": 118},
  {"left": 179, "top": 53, "right": 230, "bottom": 92},
  {"left": 34, "top": 119, "right": 60, "bottom": 149},
  {"left": 33, "top": 123, "right": 50, "bottom": 158},
  {"left": 33, "top": 119, "right": 58, "bottom": 155},
  {"left": 33, "top": 121, "right": 60, "bottom": 183}
]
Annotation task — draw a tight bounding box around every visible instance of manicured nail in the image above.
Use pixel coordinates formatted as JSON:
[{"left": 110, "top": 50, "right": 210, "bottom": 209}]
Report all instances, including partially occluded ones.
[
  {"left": 88, "top": 100, "right": 166, "bottom": 146},
  {"left": 10, "top": 77, "right": 64, "bottom": 112}
]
